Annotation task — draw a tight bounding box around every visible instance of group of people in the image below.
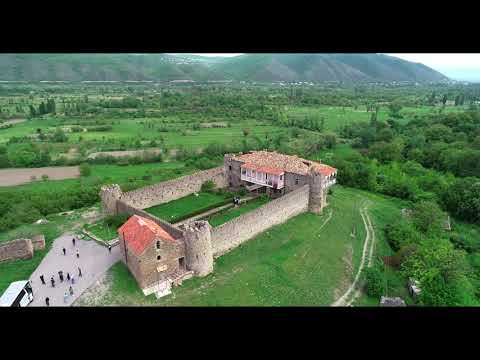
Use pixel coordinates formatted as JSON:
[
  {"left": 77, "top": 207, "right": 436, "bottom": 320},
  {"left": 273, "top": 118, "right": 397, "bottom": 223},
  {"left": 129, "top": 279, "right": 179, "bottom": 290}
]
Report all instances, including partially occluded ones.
[
  {"left": 41, "top": 236, "right": 82, "bottom": 306},
  {"left": 233, "top": 196, "right": 241, "bottom": 206}
]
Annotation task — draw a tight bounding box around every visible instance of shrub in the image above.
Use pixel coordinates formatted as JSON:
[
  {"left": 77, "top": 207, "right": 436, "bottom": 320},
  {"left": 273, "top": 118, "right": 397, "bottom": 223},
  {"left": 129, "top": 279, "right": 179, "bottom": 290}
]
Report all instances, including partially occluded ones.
[
  {"left": 200, "top": 180, "right": 215, "bottom": 193},
  {"left": 41, "top": 174, "right": 49, "bottom": 181},
  {"left": 364, "top": 264, "right": 385, "bottom": 298},
  {"left": 79, "top": 163, "right": 91, "bottom": 177}
]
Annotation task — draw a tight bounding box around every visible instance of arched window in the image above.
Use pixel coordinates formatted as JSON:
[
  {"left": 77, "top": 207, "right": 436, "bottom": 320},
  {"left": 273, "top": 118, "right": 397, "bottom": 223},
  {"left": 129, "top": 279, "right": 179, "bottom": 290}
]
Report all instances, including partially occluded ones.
[
  {"left": 156, "top": 241, "right": 160, "bottom": 250},
  {"left": 157, "top": 255, "right": 161, "bottom": 261}
]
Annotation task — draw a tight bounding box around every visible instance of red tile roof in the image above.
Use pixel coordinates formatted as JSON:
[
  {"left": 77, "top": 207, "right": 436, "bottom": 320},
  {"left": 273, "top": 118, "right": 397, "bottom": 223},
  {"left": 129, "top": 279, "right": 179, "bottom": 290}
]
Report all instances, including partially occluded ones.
[
  {"left": 313, "top": 164, "right": 337, "bottom": 176},
  {"left": 232, "top": 151, "right": 337, "bottom": 177},
  {"left": 241, "top": 162, "right": 285, "bottom": 176},
  {"left": 118, "top": 215, "right": 176, "bottom": 256}
]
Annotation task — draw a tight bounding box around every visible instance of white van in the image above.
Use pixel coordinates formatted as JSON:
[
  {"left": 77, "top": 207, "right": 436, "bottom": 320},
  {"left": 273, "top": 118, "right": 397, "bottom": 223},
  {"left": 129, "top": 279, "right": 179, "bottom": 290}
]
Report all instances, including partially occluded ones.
[{"left": 0, "top": 280, "right": 34, "bottom": 307}]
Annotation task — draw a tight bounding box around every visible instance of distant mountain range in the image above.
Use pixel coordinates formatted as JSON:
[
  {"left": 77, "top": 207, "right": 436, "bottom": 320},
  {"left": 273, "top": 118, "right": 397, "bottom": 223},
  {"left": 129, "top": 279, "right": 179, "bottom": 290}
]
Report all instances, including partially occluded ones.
[{"left": 0, "top": 53, "right": 449, "bottom": 83}]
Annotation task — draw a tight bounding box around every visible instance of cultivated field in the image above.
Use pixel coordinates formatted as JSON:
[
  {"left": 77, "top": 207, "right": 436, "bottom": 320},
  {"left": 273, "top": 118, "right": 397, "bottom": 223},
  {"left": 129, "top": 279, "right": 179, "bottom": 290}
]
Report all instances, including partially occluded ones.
[{"left": 0, "top": 166, "right": 80, "bottom": 186}]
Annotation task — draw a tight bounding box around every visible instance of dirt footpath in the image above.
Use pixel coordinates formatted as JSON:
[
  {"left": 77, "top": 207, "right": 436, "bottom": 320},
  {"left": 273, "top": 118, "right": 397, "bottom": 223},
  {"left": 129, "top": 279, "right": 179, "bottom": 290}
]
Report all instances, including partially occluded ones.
[{"left": 0, "top": 166, "right": 80, "bottom": 186}]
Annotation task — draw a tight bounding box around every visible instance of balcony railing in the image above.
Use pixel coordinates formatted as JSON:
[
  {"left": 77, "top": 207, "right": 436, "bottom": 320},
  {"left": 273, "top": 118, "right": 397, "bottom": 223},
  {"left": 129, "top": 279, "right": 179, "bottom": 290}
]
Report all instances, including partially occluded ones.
[{"left": 241, "top": 173, "right": 284, "bottom": 189}]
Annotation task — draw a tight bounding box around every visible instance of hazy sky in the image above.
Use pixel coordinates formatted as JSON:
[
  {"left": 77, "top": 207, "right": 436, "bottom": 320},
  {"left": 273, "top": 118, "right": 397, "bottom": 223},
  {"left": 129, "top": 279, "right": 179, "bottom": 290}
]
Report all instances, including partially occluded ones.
[{"left": 189, "top": 53, "right": 480, "bottom": 81}]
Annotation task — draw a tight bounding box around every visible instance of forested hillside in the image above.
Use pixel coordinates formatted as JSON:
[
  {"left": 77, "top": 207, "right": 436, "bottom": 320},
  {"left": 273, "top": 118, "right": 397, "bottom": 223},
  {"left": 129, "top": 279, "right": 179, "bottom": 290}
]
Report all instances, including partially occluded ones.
[{"left": 0, "top": 53, "right": 449, "bottom": 83}]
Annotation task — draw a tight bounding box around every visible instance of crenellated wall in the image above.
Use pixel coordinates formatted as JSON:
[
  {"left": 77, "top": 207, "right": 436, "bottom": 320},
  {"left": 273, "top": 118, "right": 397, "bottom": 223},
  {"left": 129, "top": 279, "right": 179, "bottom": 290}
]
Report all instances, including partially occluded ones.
[
  {"left": 119, "top": 166, "right": 227, "bottom": 210},
  {"left": 211, "top": 185, "right": 310, "bottom": 257}
]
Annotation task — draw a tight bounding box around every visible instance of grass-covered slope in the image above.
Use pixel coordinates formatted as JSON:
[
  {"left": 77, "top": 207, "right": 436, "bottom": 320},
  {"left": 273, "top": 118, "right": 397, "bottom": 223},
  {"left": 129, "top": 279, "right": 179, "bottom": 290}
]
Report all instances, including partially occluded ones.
[{"left": 76, "top": 186, "right": 409, "bottom": 306}]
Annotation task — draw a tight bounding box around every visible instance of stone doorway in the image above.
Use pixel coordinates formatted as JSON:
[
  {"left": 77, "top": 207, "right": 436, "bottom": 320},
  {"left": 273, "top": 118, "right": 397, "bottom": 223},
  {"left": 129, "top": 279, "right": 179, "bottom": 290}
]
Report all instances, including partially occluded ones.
[{"left": 179, "top": 257, "right": 185, "bottom": 271}]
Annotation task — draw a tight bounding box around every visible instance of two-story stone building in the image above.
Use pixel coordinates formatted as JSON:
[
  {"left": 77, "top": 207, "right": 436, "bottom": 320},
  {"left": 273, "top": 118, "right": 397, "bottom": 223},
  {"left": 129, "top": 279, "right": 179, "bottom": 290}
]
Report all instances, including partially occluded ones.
[{"left": 224, "top": 150, "right": 337, "bottom": 212}]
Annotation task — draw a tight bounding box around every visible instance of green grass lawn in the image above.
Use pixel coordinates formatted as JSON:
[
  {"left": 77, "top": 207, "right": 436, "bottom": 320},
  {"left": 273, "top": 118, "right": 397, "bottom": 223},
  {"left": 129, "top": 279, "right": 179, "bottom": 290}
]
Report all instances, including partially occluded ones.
[
  {"left": 145, "top": 192, "right": 232, "bottom": 223},
  {"left": 207, "top": 196, "right": 270, "bottom": 227},
  {"left": 79, "top": 185, "right": 411, "bottom": 306},
  {"left": 84, "top": 220, "right": 118, "bottom": 241}
]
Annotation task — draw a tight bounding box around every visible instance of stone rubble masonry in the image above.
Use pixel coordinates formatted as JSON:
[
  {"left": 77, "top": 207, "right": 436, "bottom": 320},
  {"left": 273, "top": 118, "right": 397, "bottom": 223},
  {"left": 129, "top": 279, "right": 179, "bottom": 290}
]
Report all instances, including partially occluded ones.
[
  {"left": 211, "top": 185, "right": 310, "bottom": 257},
  {"left": 0, "top": 238, "right": 34, "bottom": 262},
  {"left": 31, "top": 234, "right": 46, "bottom": 251},
  {"left": 183, "top": 221, "right": 213, "bottom": 277},
  {"left": 118, "top": 166, "right": 227, "bottom": 211}
]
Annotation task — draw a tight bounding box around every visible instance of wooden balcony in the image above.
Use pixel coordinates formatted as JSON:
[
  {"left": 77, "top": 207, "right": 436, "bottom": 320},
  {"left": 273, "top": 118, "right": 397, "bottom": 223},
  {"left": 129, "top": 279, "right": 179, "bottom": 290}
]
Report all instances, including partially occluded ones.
[{"left": 241, "top": 170, "right": 284, "bottom": 189}]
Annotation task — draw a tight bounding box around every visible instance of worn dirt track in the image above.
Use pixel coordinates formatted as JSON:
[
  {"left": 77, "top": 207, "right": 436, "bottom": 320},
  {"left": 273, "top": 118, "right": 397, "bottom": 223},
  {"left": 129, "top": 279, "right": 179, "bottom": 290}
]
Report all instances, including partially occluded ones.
[
  {"left": 331, "top": 202, "right": 375, "bottom": 307},
  {"left": 0, "top": 166, "right": 80, "bottom": 186}
]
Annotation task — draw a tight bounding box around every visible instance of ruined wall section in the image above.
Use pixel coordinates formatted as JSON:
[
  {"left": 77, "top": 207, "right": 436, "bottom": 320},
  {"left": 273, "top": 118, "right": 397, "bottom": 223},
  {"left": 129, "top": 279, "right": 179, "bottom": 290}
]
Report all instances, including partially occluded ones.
[
  {"left": 119, "top": 166, "right": 227, "bottom": 210},
  {"left": 211, "top": 185, "right": 310, "bottom": 257},
  {"left": 0, "top": 239, "right": 34, "bottom": 262}
]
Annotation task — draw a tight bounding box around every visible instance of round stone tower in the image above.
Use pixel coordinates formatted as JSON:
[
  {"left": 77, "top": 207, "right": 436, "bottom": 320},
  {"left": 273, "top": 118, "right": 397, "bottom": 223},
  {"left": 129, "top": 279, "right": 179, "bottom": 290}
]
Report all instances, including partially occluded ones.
[
  {"left": 183, "top": 220, "right": 214, "bottom": 277},
  {"left": 308, "top": 168, "right": 325, "bottom": 214},
  {"left": 99, "top": 184, "right": 123, "bottom": 216}
]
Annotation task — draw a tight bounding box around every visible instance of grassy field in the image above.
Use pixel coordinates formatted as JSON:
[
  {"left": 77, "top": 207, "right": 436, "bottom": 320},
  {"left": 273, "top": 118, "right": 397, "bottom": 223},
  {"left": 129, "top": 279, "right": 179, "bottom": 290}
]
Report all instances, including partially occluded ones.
[
  {"left": 145, "top": 192, "right": 232, "bottom": 223},
  {"left": 77, "top": 186, "right": 412, "bottom": 306},
  {"left": 84, "top": 219, "right": 118, "bottom": 241},
  {"left": 0, "top": 116, "right": 283, "bottom": 148},
  {"left": 286, "top": 105, "right": 466, "bottom": 131},
  {"left": 207, "top": 195, "right": 270, "bottom": 227}
]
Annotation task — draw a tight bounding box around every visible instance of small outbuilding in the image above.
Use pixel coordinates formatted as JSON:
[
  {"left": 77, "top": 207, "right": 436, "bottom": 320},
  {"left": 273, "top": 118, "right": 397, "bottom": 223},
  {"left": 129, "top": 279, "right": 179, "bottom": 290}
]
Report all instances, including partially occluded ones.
[
  {"left": 379, "top": 296, "right": 406, "bottom": 307},
  {"left": 408, "top": 278, "right": 422, "bottom": 298}
]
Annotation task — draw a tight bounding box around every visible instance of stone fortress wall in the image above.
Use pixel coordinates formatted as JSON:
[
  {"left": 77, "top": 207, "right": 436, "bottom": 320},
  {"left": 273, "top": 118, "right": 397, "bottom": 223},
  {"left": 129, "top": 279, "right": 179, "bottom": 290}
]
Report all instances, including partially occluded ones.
[
  {"left": 211, "top": 185, "right": 310, "bottom": 257},
  {"left": 119, "top": 166, "right": 226, "bottom": 210},
  {"left": 100, "top": 157, "right": 329, "bottom": 291}
]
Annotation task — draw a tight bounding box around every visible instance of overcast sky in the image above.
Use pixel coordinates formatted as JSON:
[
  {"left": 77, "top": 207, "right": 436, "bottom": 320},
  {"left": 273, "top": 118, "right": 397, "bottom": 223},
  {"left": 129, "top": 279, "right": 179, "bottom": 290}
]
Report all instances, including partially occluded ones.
[{"left": 188, "top": 53, "right": 480, "bottom": 81}]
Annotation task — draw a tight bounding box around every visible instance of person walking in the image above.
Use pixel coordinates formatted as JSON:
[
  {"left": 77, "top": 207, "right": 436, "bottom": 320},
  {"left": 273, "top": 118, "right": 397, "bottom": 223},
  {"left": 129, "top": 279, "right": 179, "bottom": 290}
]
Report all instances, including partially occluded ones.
[
  {"left": 71, "top": 276, "right": 75, "bottom": 285},
  {"left": 50, "top": 276, "right": 55, "bottom": 288},
  {"left": 76, "top": 249, "right": 79, "bottom": 258},
  {"left": 67, "top": 272, "right": 71, "bottom": 281},
  {"left": 62, "top": 247, "right": 66, "bottom": 256},
  {"left": 45, "top": 297, "right": 50, "bottom": 306},
  {"left": 108, "top": 244, "right": 112, "bottom": 253},
  {"left": 58, "top": 271, "right": 64, "bottom": 282},
  {"left": 64, "top": 291, "right": 69, "bottom": 304},
  {"left": 78, "top": 267, "right": 82, "bottom": 277},
  {"left": 69, "top": 286, "right": 74, "bottom": 296},
  {"left": 72, "top": 237, "right": 76, "bottom": 247},
  {"left": 40, "top": 275, "right": 45, "bottom": 285}
]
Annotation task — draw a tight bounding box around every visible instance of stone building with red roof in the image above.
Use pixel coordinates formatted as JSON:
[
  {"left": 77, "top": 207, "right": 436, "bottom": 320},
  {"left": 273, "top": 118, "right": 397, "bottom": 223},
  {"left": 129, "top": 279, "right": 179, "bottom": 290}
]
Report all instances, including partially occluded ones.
[
  {"left": 118, "top": 215, "right": 193, "bottom": 294},
  {"left": 224, "top": 150, "right": 337, "bottom": 213}
]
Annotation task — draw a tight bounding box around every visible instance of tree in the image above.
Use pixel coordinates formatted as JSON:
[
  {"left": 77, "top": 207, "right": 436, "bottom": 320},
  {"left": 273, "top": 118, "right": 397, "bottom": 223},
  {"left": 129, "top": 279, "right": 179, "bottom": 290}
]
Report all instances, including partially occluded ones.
[
  {"left": 79, "top": 163, "right": 91, "bottom": 177},
  {"left": 364, "top": 264, "right": 385, "bottom": 298},
  {"left": 52, "top": 128, "right": 68, "bottom": 143},
  {"left": 411, "top": 200, "right": 445, "bottom": 234},
  {"left": 401, "top": 238, "right": 476, "bottom": 306},
  {"left": 388, "top": 101, "right": 403, "bottom": 118},
  {"left": 29, "top": 105, "right": 37, "bottom": 117}
]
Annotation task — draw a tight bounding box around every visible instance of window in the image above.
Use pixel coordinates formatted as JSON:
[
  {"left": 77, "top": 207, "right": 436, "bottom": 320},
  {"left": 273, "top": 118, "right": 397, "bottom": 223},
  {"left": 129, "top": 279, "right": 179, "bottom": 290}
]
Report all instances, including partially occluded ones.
[
  {"left": 156, "top": 241, "right": 160, "bottom": 250},
  {"left": 295, "top": 178, "right": 299, "bottom": 185},
  {"left": 157, "top": 255, "right": 161, "bottom": 261},
  {"left": 280, "top": 175, "right": 283, "bottom": 180},
  {"left": 229, "top": 165, "right": 232, "bottom": 171},
  {"left": 241, "top": 168, "right": 246, "bottom": 175}
]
